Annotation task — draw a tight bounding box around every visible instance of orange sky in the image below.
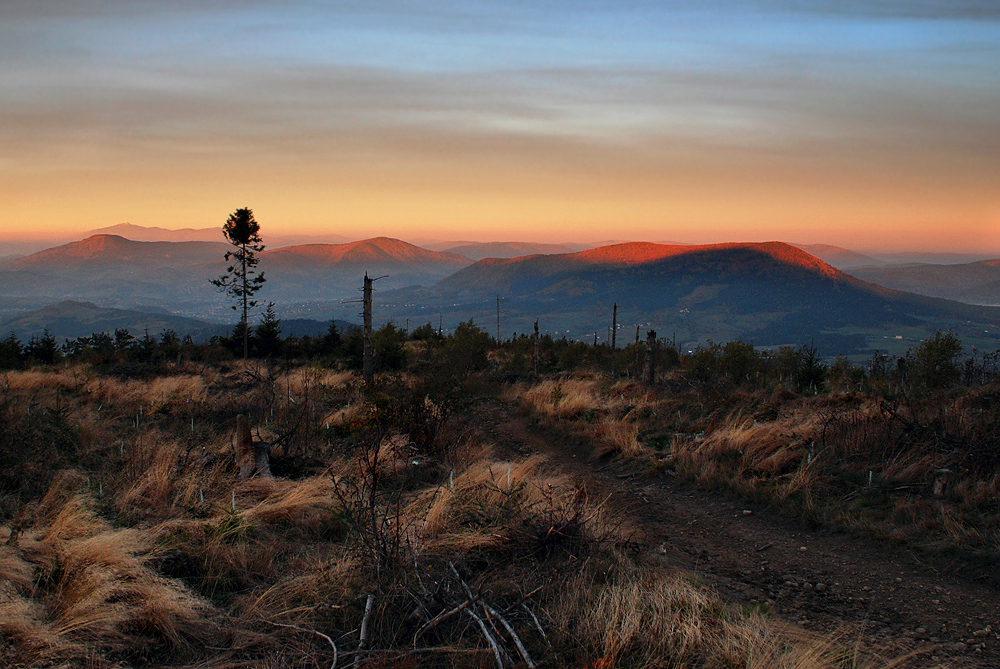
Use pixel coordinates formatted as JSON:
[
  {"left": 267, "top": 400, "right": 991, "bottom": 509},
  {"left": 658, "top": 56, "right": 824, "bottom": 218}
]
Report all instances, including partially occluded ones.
[{"left": 2, "top": 2, "right": 998, "bottom": 253}]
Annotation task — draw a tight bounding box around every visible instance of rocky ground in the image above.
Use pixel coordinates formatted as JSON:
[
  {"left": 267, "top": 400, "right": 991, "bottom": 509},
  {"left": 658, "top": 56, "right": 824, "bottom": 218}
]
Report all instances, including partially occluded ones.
[{"left": 477, "top": 398, "right": 1000, "bottom": 668}]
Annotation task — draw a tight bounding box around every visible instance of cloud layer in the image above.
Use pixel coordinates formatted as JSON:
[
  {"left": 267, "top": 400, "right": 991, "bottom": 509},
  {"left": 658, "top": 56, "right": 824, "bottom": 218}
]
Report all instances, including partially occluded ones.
[{"left": 1, "top": 1, "right": 998, "bottom": 250}]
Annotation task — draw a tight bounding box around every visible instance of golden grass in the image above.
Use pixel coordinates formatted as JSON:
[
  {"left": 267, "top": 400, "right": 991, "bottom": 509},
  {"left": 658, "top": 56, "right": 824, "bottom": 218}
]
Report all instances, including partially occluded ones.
[
  {"left": 0, "top": 364, "right": 969, "bottom": 667},
  {"left": 242, "top": 475, "right": 341, "bottom": 528},
  {"left": 555, "top": 561, "right": 923, "bottom": 669},
  {"left": 115, "top": 438, "right": 186, "bottom": 518},
  {"left": 236, "top": 551, "right": 358, "bottom": 622},
  {"left": 518, "top": 377, "right": 605, "bottom": 418},
  {"left": 513, "top": 376, "right": 653, "bottom": 420},
  {"left": 82, "top": 373, "right": 211, "bottom": 408},
  {"left": 512, "top": 377, "right": 656, "bottom": 457},
  {"left": 590, "top": 418, "right": 643, "bottom": 457},
  {"left": 555, "top": 567, "right": 713, "bottom": 665},
  {"left": 2, "top": 368, "right": 81, "bottom": 392},
  {"left": 1, "top": 493, "right": 215, "bottom": 666},
  {"left": 324, "top": 400, "right": 365, "bottom": 428},
  {"left": 274, "top": 367, "right": 353, "bottom": 399}
]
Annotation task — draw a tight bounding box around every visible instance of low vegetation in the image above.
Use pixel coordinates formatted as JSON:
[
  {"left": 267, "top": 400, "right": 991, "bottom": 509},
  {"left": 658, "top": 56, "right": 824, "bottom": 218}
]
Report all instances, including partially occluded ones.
[
  {"left": 511, "top": 332, "right": 1000, "bottom": 575},
  {"left": 1, "top": 320, "right": 993, "bottom": 667}
]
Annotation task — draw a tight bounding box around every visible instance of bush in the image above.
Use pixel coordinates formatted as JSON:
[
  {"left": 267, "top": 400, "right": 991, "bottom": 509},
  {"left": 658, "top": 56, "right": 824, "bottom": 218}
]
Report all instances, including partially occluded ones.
[
  {"left": 373, "top": 321, "right": 408, "bottom": 372},
  {"left": 443, "top": 320, "right": 492, "bottom": 373},
  {"left": 910, "top": 330, "right": 962, "bottom": 390}
]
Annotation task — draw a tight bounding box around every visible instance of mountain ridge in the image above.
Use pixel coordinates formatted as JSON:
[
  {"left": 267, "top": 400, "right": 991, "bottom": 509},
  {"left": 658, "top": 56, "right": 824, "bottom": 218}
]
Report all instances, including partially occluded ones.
[
  {"left": 357, "top": 241, "right": 1000, "bottom": 354},
  {"left": 263, "top": 237, "right": 470, "bottom": 267},
  {"left": 851, "top": 258, "right": 1000, "bottom": 306}
]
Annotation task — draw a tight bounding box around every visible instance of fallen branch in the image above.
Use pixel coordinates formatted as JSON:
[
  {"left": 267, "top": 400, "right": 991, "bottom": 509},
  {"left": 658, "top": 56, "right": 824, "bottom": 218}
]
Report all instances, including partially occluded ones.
[
  {"left": 412, "top": 594, "right": 481, "bottom": 648},
  {"left": 450, "top": 562, "right": 510, "bottom": 669},
  {"left": 483, "top": 602, "right": 535, "bottom": 669},
  {"left": 263, "top": 620, "right": 338, "bottom": 669},
  {"left": 354, "top": 594, "right": 374, "bottom": 669},
  {"left": 502, "top": 584, "right": 545, "bottom": 615},
  {"left": 523, "top": 603, "right": 551, "bottom": 648},
  {"left": 466, "top": 607, "right": 508, "bottom": 669}
]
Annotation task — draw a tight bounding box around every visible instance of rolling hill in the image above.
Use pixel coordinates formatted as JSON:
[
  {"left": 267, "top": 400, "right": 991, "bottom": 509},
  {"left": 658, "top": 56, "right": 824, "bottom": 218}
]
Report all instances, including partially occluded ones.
[
  {"left": 792, "top": 244, "right": 884, "bottom": 270},
  {"left": 362, "top": 242, "right": 1000, "bottom": 354},
  {"left": 86, "top": 223, "right": 222, "bottom": 243},
  {"left": 259, "top": 237, "right": 472, "bottom": 302},
  {"left": 3, "top": 234, "right": 228, "bottom": 270},
  {"left": 5, "top": 235, "right": 1000, "bottom": 355},
  {"left": 0, "top": 235, "right": 474, "bottom": 325},
  {"left": 0, "top": 301, "right": 223, "bottom": 342},
  {"left": 850, "top": 259, "right": 1000, "bottom": 306},
  {"left": 84, "top": 223, "right": 354, "bottom": 248},
  {"left": 0, "top": 235, "right": 230, "bottom": 315}
]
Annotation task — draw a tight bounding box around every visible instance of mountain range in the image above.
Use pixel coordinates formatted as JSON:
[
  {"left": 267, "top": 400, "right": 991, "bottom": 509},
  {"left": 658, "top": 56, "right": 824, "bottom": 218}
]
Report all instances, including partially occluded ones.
[
  {"left": 438, "top": 241, "right": 586, "bottom": 261},
  {"left": 791, "top": 244, "right": 885, "bottom": 270},
  {"left": 0, "top": 301, "right": 223, "bottom": 342},
  {"left": 355, "top": 241, "right": 1000, "bottom": 354},
  {"left": 89, "top": 223, "right": 355, "bottom": 248},
  {"left": 0, "top": 234, "right": 471, "bottom": 320},
  {"left": 850, "top": 260, "right": 1000, "bottom": 306},
  {"left": 2, "top": 229, "right": 999, "bottom": 356}
]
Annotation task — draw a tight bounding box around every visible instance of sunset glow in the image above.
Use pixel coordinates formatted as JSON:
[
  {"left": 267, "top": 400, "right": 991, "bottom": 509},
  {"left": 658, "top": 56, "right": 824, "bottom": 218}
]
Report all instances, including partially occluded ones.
[{"left": 2, "top": 2, "right": 998, "bottom": 252}]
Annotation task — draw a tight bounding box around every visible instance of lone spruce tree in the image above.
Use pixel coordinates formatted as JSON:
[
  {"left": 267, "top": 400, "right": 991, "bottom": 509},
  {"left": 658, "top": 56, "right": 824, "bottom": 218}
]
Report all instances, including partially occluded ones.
[{"left": 212, "top": 207, "right": 266, "bottom": 361}]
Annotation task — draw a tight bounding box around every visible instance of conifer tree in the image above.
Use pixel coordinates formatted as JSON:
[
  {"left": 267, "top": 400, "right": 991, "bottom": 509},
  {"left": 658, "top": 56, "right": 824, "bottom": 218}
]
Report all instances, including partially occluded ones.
[
  {"left": 212, "top": 207, "right": 266, "bottom": 361},
  {"left": 254, "top": 303, "right": 283, "bottom": 358}
]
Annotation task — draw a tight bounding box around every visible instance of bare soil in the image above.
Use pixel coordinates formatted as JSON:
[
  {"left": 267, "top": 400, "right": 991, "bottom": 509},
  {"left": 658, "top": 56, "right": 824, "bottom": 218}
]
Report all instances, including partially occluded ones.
[{"left": 472, "top": 397, "right": 1000, "bottom": 667}]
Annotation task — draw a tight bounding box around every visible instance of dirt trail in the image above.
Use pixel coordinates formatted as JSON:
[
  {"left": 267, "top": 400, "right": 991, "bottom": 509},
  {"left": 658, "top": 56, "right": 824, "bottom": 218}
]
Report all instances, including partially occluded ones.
[{"left": 473, "top": 398, "right": 1000, "bottom": 667}]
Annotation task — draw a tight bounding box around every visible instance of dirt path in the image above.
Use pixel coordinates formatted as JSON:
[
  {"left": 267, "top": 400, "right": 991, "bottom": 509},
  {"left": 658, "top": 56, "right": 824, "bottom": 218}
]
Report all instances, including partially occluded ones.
[{"left": 471, "top": 398, "right": 1000, "bottom": 667}]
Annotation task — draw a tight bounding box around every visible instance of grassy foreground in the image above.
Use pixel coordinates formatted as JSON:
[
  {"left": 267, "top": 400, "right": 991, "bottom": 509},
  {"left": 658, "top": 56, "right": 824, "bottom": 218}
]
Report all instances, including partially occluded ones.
[
  {"left": 511, "top": 373, "right": 1000, "bottom": 573},
  {"left": 0, "top": 360, "right": 926, "bottom": 668}
]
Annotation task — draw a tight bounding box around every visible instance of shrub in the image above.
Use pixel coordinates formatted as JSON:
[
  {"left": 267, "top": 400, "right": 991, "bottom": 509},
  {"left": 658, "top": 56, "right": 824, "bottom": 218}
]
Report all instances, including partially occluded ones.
[{"left": 910, "top": 330, "right": 962, "bottom": 390}]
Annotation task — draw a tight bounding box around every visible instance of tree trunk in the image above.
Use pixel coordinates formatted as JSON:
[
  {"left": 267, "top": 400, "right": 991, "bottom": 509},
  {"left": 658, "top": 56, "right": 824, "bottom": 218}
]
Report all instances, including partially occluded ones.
[
  {"left": 533, "top": 320, "right": 539, "bottom": 376},
  {"left": 611, "top": 303, "right": 617, "bottom": 376},
  {"left": 643, "top": 330, "right": 657, "bottom": 385},
  {"left": 241, "top": 243, "right": 249, "bottom": 361},
  {"left": 363, "top": 273, "right": 374, "bottom": 384}
]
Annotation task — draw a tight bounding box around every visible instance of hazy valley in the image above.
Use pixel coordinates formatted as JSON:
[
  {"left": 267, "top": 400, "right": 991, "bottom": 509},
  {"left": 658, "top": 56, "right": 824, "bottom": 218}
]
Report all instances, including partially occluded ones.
[{"left": 3, "top": 227, "right": 999, "bottom": 358}]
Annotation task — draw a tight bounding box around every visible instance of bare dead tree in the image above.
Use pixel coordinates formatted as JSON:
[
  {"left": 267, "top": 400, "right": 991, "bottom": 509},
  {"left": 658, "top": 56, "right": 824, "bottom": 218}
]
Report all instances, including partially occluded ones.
[
  {"left": 644, "top": 329, "right": 657, "bottom": 385},
  {"left": 533, "top": 321, "right": 539, "bottom": 376},
  {"left": 611, "top": 302, "right": 618, "bottom": 376},
  {"left": 363, "top": 273, "right": 374, "bottom": 384}
]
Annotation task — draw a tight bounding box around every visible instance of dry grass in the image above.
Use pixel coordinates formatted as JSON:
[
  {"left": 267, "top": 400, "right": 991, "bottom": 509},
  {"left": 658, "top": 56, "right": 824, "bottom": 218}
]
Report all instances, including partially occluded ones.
[
  {"left": 590, "top": 418, "right": 643, "bottom": 457},
  {"left": 2, "top": 368, "right": 83, "bottom": 393},
  {"left": 512, "top": 377, "right": 655, "bottom": 457},
  {"left": 516, "top": 377, "right": 606, "bottom": 418},
  {"left": 513, "top": 372, "right": 1000, "bottom": 569},
  {"left": 0, "top": 364, "right": 945, "bottom": 667},
  {"left": 81, "top": 372, "right": 213, "bottom": 409},
  {"left": 274, "top": 367, "right": 352, "bottom": 399},
  {"left": 512, "top": 376, "right": 654, "bottom": 421},
  {"left": 1, "top": 491, "right": 215, "bottom": 666},
  {"left": 242, "top": 475, "right": 341, "bottom": 529},
  {"left": 553, "top": 560, "right": 922, "bottom": 669}
]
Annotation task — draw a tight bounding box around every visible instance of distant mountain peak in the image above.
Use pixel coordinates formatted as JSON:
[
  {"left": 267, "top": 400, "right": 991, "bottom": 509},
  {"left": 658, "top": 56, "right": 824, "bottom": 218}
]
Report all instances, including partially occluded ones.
[
  {"left": 20, "top": 234, "right": 134, "bottom": 260},
  {"left": 3, "top": 234, "right": 228, "bottom": 271},
  {"left": 263, "top": 237, "right": 470, "bottom": 266},
  {"left": 87, "top": 223, "right": 221, "bottom": 243},
  {"left": 555, "top": 240, "right": 841, "bottom": 277},
  {"left": 573, "top": 241, "right": 689, "bottom": 265}
]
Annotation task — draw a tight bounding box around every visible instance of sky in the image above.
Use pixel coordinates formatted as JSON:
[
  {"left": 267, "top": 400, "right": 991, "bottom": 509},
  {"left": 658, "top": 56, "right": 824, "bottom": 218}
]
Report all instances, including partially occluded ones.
[{"left": 1, "top": 1, "right": 998, "bottom": 252}]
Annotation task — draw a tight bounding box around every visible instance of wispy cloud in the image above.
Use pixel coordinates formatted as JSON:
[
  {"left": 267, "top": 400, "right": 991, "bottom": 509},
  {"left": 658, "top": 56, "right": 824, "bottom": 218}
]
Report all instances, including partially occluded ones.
[{"left": 1, "top": 1, "right": 997, "bottom": 249}]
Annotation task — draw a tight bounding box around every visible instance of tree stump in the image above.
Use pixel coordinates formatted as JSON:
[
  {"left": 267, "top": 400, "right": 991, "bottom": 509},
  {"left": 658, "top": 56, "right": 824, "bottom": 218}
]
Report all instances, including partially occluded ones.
[{"left": 236, "top": 414, "right": 272, "bottom": 479}]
